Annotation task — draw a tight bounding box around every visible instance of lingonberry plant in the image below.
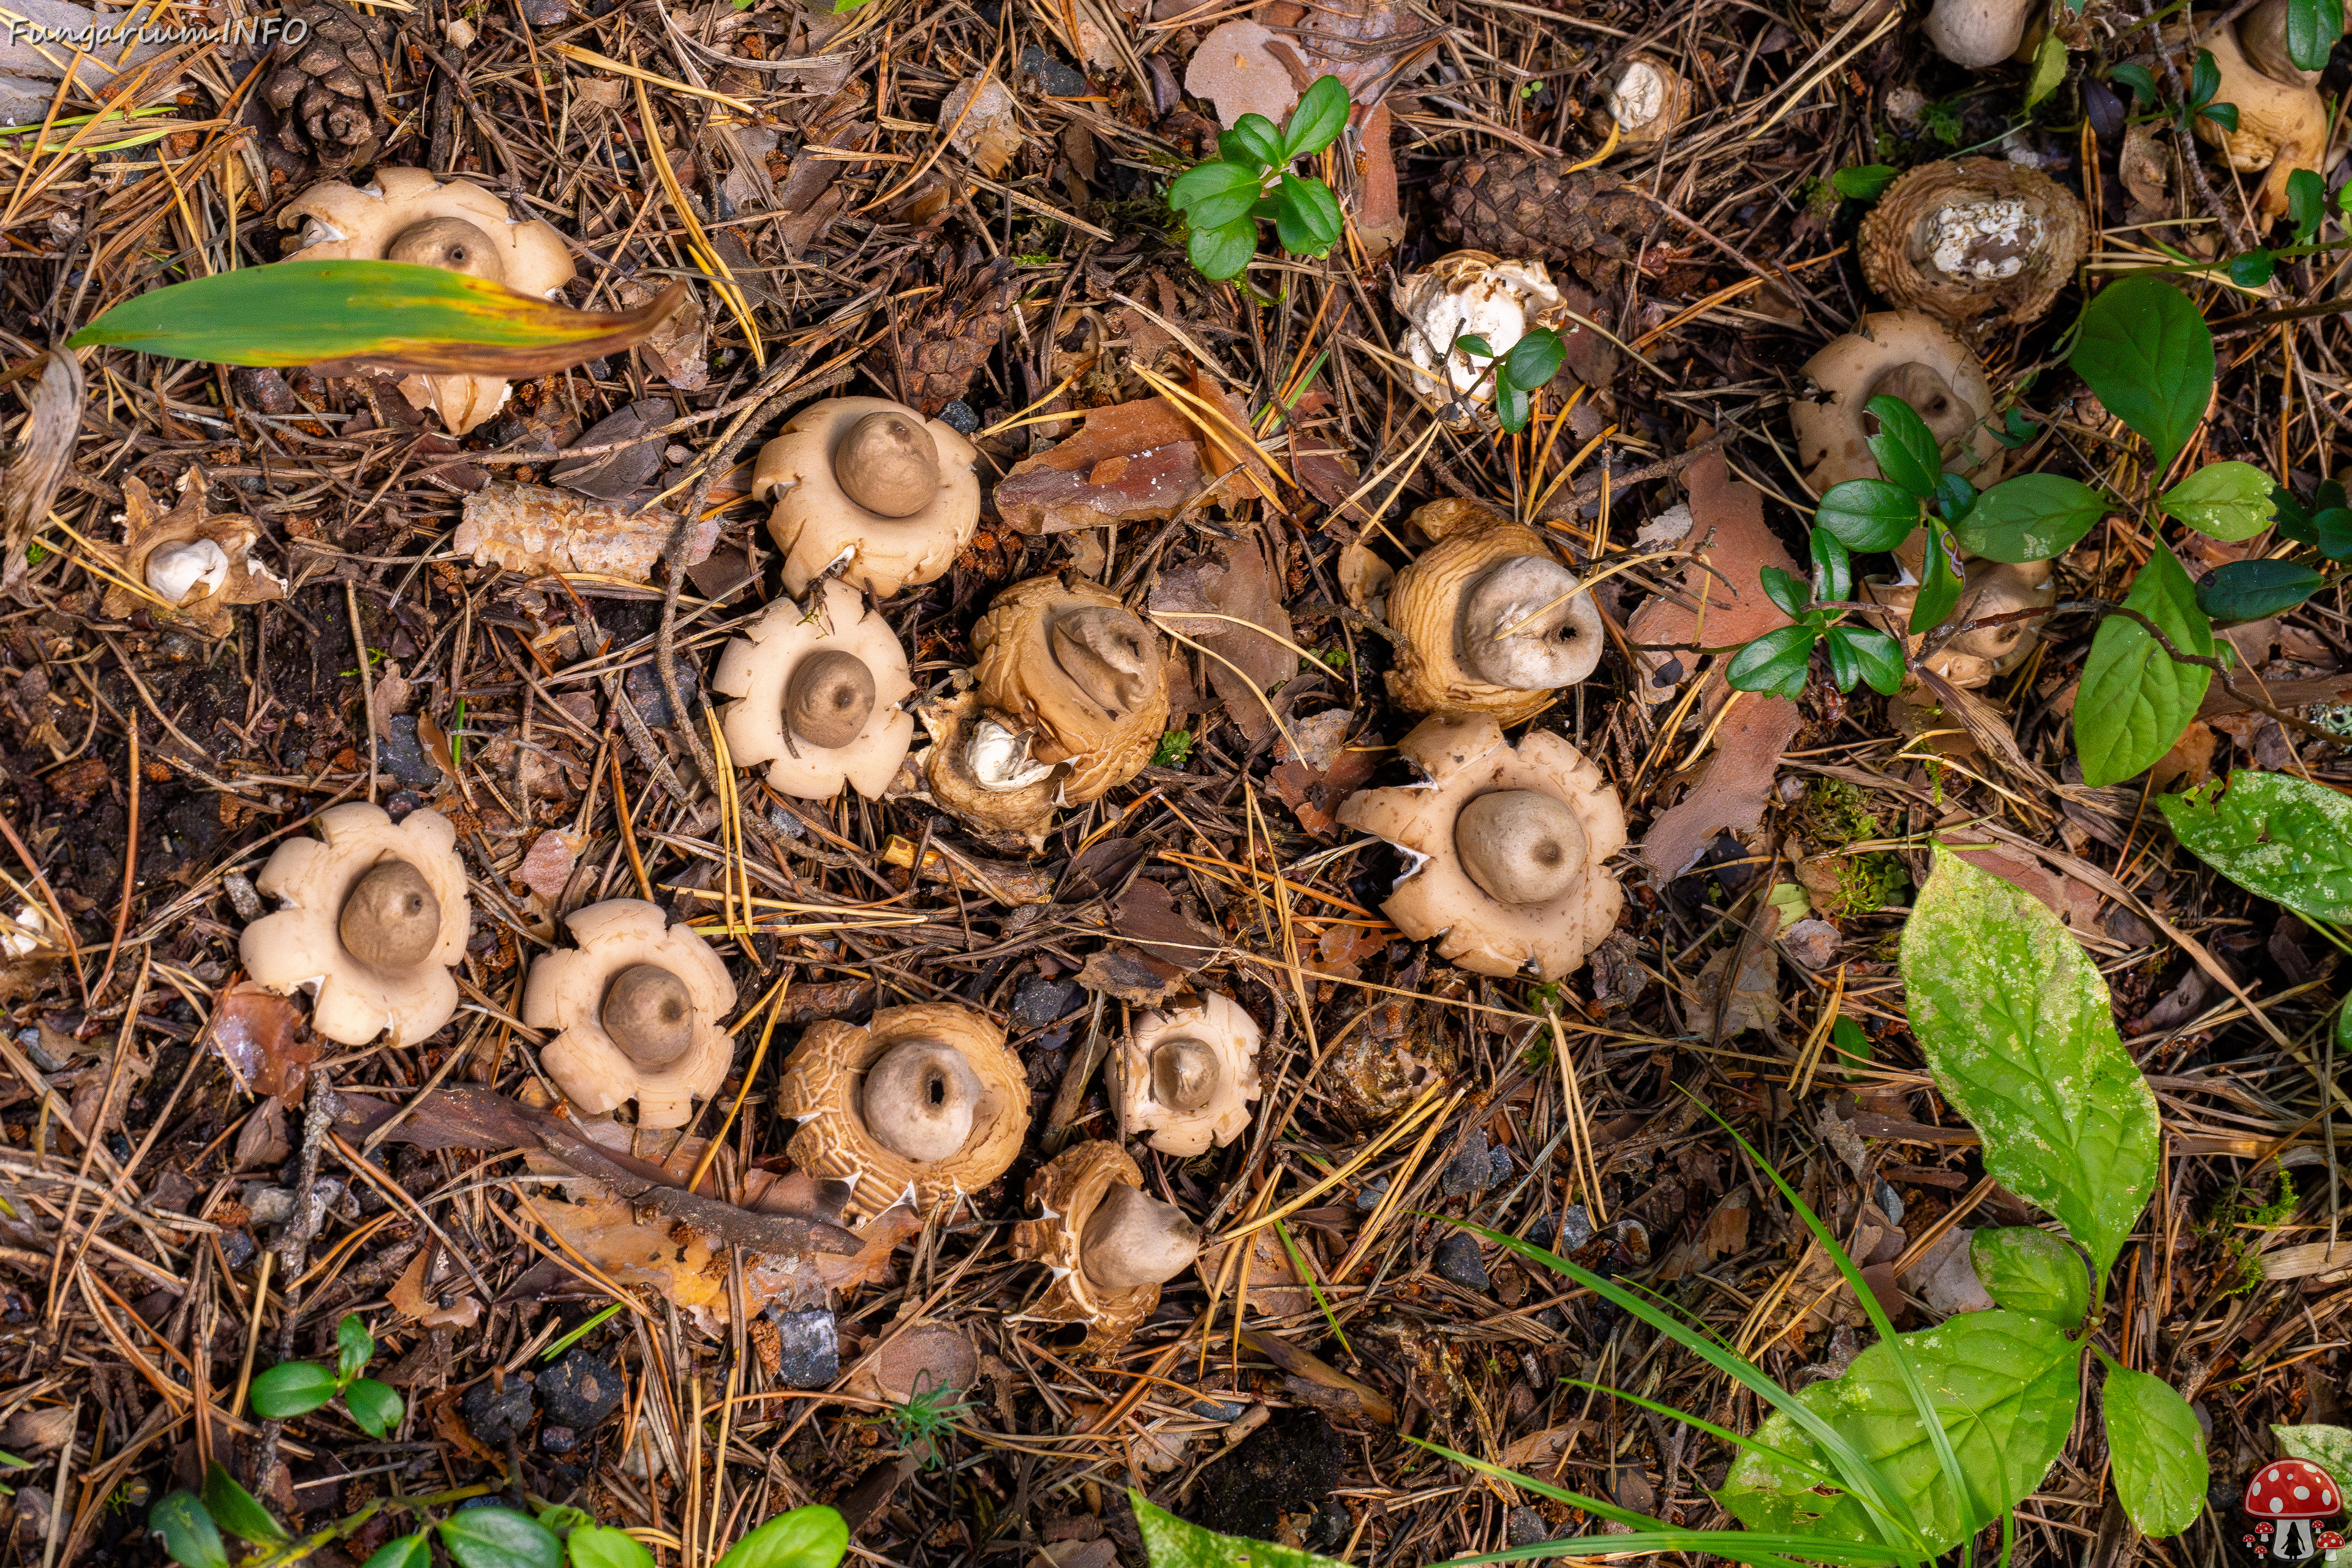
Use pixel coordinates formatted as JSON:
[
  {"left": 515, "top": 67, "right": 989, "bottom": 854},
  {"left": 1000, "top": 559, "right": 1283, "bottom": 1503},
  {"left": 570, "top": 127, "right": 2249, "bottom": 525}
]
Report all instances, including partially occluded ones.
[
  {"left": 246, "top": 1313, "right": 404, "bottom": 1439},
  {"left": 1449, "top": 325, "right": 1567, "bottom": 434},
  {"left": 1167, "top": 75, "right": 1350, "bottom": 281}
]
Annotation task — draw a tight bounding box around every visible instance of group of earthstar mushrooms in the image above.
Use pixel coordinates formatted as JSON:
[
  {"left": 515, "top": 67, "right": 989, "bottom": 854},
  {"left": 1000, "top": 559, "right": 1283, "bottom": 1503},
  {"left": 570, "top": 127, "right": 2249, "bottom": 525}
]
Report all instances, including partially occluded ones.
[{"left": 167, "top": 0, "right": 2341, "bottom": 1355}]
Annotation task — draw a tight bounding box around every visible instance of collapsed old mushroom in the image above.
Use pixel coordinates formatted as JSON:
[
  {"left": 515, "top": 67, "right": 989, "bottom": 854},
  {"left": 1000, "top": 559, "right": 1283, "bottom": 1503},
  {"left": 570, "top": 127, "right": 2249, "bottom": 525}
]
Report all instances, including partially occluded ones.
[
  {"left": 1012, "top": 1140, "right": 1202, "bottom": 1352},
  {"left": 1789, "top": 311, "right": 2005, "bottom": 494},
  {"left": 2174, "top": 0, "right": 2344, "bottom": 220},
  {"left": 715, "top": 579, "right": 918, "bottom": 801},
  {"left": 240, "top": 802, "right": 472, "bottom": 1046},
  {"left": 524, "top": 899, "right": 737, "bottom": 1129},
  {"left": 281, "top": 168, "right": 578, "bottom": 434},
  {"left": 100, "top": 471, "right": 286, "bottom": 639},
  {"left": 1113, "top": 992, "right": 1262, "bottom": 1157},
  {"left": 755, "top": 397, "right": 982, "bottom": 598},
  {"left": 777, "top": 1002, "right": 1028, "bottom": 1218},
  {"left": 1338, "top": 714, "right": 1627, "bottom": 980},
  {"left": 1393, "top": 252, "right": 1590, "bottom": 415},
  {"left": 1858, "top": 158, "right": 2090, "bottom": 328},
  {"left": 1384, "top": 499, "right": 1604, "bottom": 724}
]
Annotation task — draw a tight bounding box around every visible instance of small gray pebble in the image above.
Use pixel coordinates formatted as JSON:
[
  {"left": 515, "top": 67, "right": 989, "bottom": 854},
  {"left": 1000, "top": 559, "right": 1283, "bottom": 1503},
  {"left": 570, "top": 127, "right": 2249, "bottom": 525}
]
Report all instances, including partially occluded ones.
[
  {"left": 1012, "top": 976, "right": 1077, "bottom": 1027},
  {"left": 1874, "top": 1178, "right": 1904, "bottom": 1226},
  {"left": 766, "top": 807, "right": 805, "bottom": 838},
  {"left": 1189, "top": 1397, "right": 1248, "bottom": 1422},
  {"left": 1441, "top": 1128, "right": 1494, "bottom": 1197},
  {"left": 1504, "top": 1508, "right": 1552, "bottom": 1547},
  {"left": 461, "top": 1377, "right": 537, "bottom": 1446},
  {"left": 223, "top": 870, "right": 263, "bottom": 921},
  {"left": 1355, "top": 1175, "right": 1390, "bottom": 1212},
  {"left": 940, "top": 401, "right": 979, "bottom": 435},
  {"left": 378, "top": 715, "right": 442, "bottom": 791},
  {"left": 1433, "top": 1232, "right": 1489, "bottom": 1291},
  {"left": 1556, "top": 1204, "right": 1595, "bottom": 1252},
  {"left": 771, "top": 1308, "right": 839, "bottom": 1389}
]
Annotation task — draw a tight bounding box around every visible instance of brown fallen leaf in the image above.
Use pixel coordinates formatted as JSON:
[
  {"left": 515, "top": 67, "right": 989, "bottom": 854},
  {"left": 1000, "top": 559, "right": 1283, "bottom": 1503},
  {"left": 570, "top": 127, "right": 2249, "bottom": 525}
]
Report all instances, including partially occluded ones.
[
  {"left": 815, "top": 1202, "right": 924, "bottom": 1292},
  {"left": 993, "top": 396, "right": 1215, "bottom": 533},
  {"left": 1110, "top": 880, "right": 1221, "bottom": 972},
  {"left": 530, "top": 1192, "right": 834, "bottom": 1328},
  {"left": 1625, "top": 447, "right": 1805, "bottom": 705},
  {"left": 208, "top": 981, "right": 317, "bottom": 1099},
  {"left": 389, "top": 1243, "right": 484, "bottom": 1329},
  {"left": 941, "top": 75, "right": 1023, "bottom": 178},
  {"left": 1149, "top": 526, "right": 1298, "bottom": 748},
  {"left": 1, "top": 349, "right": 81, "bottom": 593},
  {"left": 518, "top": 831, "right": 581, "bottom": 900},
  {"left": 1637, "top": 695, "right": 1803, "bottom": 880},
  {"left": 1687, "top": 906, "right": 1781, "bottom": 1042},
  {"left": 1197, "top": 1227, "right": 1314, "bottom": 1319},
  {"left": 1074, "top": 946, "right": 1186, "bottom": 1005},
  {"left": 1938, "top": 836, "right": 2099, "bottom": 931}
]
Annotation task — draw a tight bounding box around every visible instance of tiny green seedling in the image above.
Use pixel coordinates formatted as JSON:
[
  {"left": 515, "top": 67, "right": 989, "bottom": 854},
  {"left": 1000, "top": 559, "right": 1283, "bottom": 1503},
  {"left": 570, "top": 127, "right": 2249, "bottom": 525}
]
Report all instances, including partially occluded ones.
[
  {"left": 1168, "top": 75, "right": 1351, "bottom": 281},
  {"left": 247, "top": 1313, "right": 405, "bottom": 1439}
]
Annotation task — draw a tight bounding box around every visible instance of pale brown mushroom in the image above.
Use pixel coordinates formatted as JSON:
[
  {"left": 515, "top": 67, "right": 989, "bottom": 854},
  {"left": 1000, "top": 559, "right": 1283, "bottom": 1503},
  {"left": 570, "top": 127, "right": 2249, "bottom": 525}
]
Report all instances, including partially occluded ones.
[
  {"left": 1924, "top": 0, "right": 2041, "bottom": 66},
  {"left": 714, "top": 578, "right": 917, "bottom": 801},
  {"left": 1184, "top": 20, "right": 1300, "bottom": 129},
  {"left": 753, "top": 398, "right": 982, "bottom": 599},
  {"left": 96, "top": 470, "right": 286, "bottom": 639},
  {"left": 1789, "top": 312, "right": 2006, "bottom": 495},
  {"left": 1392, "top": 252, "right": 1588, "bottom": 412},
  {"left": 1011, "top": 1141, "right": 1201, "bottom": 1353},
  {"left": 840, "top": 1319, "right": 979, "bottom": 1408},
  {"left": 1336, "top": 714, "right": 1627, "bottom": 980},
  {"left": 1112, "top": 992, "right": 1262, "bottom": 1157},
  {"left": 240, "top": 803, "right": 471, "bottom": 1045},
  {"left": 1858, "top": 159, "right": 2090, "bottom": 328},
  {"left": 1864, "top": 557, "right": 2056, "bottom": 688},
  {"left": 776, "top": 1002, "right": 1028, "bottom": 1218},
  {"left": 1609, "top": 55, "right": 1692, "bottom": 147},
  {"left": 281, "top": 168, "right": 578, "bottom": 435},
  {"left": 968, "top": 576, "right": 1170, "bottom": 807},
  {"left": 523, "top": 899, "right": 736, "bottom": 1128},
  {"left": 2175, "top": 4, "right": 2340, "bottom": 220},
  {"left": 1384, "top": 499, "right": 1603, "bottom": 724}
]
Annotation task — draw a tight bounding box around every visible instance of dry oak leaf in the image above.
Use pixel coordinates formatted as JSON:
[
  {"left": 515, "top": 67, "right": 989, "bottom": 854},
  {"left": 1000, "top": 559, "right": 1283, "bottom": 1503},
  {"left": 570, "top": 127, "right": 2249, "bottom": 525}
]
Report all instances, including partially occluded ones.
[
  {"left": 96, "top": 470, "right": 286, "bottom": 639},
  {"left": 941, "top": 75, "right": 1023, "bottom": 178}
]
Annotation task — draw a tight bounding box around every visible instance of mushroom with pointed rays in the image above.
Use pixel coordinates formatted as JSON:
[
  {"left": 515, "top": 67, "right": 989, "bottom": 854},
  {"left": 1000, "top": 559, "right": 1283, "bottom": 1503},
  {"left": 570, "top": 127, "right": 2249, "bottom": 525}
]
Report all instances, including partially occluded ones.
[
  {"left": 1011, "top": 1140, "right": 1202, "bottom": 1353},
  {"left": 1112, "top": 992, "right": 1263, "bottom": 1156},
  {"left": 714, "top": 579, "right": 918, "bottom": 801},
  {"left": 966, "top": 575, "right": 1171, "bottom": 807},
  {"left": 239, "top": 802, "right": 472, "bottom": 1046},
  {"left": 776, "top": 1002, "right": 1029, "bottom": 1219},
  {"left": 1383, "top": 499, "right": 1604, "bottom": 724},
  {"left": 1789, "top": 311, "right": 2005, "bottom": 495},
  {"left": 753, "top": 398, "right": 983, "bottom": 599},
  {"left": 522, "top": 899, "right": 737, "bottom": 1128}
]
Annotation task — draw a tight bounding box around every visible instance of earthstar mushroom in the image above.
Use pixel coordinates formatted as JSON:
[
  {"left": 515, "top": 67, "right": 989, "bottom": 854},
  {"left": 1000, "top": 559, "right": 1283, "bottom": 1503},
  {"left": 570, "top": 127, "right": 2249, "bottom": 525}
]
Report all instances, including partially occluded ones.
[
  {"left": 1608, "top": 55, "right": 1691, "bottom": 146},
  {"left": 968, "top": 576, "right": 1170, "bottom": 807},
  {"left": 918, "top": 688, "right": 1063, "bottom": 843},
  {"left": 99, "top": 471, "right": 286, "bottom": 638},
  {"left": 239, "top": 802, "right": 472, "bottom": 1046},
  {"left": 753, "top": 398, "right": 982, "bottom": 598},
  {"left": 1789, "top": 311, "right": 2005, "bottom": 494},
  {"left": 1864, "top": 556, "right": 2056, "bottom": 688},
  {"left": 1858, "top": 158, "right": 2090, "bottom": 327},
  {"left": 714, "top": 579, "right": 918, "bottom": 801},
  {"left": 1112, "top": 992, "right": 1263, "bottom": 1156},
  {"left": 1924, "top": 0, "right": 2041, "bottom": 66},
  {"left": 1384, "top": 499, "right": 1604, "bottom": 724},
  {"left": 523, "top": 899, "right": 737, "bottom": 1128},
  {"left": 1011, "top": 1141, "right": 1201, "bottom": 1352},
  {"left": 2176, "top": 1, "right": 2342, "bottom": 219},
  {"left": 1392, "top": 252, "right": 1585, "bottom": 412}
]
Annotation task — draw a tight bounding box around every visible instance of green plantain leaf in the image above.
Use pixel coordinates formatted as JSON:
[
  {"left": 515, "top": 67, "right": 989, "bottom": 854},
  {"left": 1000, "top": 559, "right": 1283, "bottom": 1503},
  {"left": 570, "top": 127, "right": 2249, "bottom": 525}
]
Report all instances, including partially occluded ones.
[
  {"left": 1132, "top": 1494, "right": 1349, "bottom": 1568},
  {"left": 2074, "top": 543, "right": 2212, "bottom": 787},
  {"left": 69, "top": 262, "right": 687, "bottom": 375},
  {"left": 1953, "top": 473, "right": 2105, "bottom": 564},
  {"left": 149, "top": 1492, "right": 227, "bottom": 1568},
  {"left": 1900, "top": 846, "right": 2162, "bottom": 1284},
  {"left": 2274, "top": 1423, "right": 2352, "bottom": 1481},
  {"left": 2098, "top": 1352, "right": 2207, "bottom": 1537},
  {"left": 1717, "top": 1310, "right": 2080, "bottom": 1554},
  {"left": 711, "top": 1506, "right": 849, "bottom": 1568},
  {"left": 1969, "top": 1228, "right": 2089, "bottom": 1322},
  {"left": 2158, "top": 771, "right": 2352, "bottom": 923}
]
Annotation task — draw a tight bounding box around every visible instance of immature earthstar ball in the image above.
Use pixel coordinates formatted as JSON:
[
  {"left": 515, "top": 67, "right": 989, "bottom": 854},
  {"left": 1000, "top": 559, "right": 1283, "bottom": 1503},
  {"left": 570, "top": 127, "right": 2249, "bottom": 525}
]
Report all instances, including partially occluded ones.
[
  {"left": 1337, "top": 714, "right": 1627, "bottom": 979},
  {"left": 1923, "top": 0, "right": 2042, "bottom": 66},
  {"left": 968, "top": 576, "right": 1170, "bottom": 807},
  {"left": 1114, "top": 992, "right": 1263, "bottom": 1156},
  {"left": 99, "top": 470, "right": 287, "bottom": 639},
  {"left": 1385, "top": 499, "right": 1604, "bottom": 725},
  {"left": 918, "top": 688, "right": 1062, "bottom": 840},
  {"left": 240, "top": 802, "right": 472, "bottom": 1045},
  {"left": 753, "top": 397, "right": 982, "bottom": 599},
  {"left": 777, "top": 1001, "right": 1029, "bottom": 1218},
  {"left": 1858, "top": 159, "right": 2089, "bottom": 327},
  {"left": 281, "top": 168, "right": 578, "bottom": 435},
  {"left": 1012, "top": 1140, "right": 1202, "bottom": 1353},
  {"left": 1789, "top": 311, "right": 2005, "bottom": 494},
  {"left": 1608, "top": 55, "right": 1691, "bottom": 146},
  {"left": 522, "top": 899, "right": 737, "bottom": 1128},
  {"left": 714, "top": 578, "right": 917, "bottom": 801},
  {"left": 1393, "top": 252, "right": 1583, "bottom": 412}
]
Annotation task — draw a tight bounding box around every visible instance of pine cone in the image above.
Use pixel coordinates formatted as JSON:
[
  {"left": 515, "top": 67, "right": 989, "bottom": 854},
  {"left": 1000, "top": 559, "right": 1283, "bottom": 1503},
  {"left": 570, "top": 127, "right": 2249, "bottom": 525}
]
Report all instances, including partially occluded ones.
[
  {"left": 872, "top": 259, "right": 1016, "bottom": 416},
  {"left": 262, "top": 2, "right": 397, "bottom": 173},
  {"left": 1432, "top": 152, "right": 1657, "bottom": 292}
]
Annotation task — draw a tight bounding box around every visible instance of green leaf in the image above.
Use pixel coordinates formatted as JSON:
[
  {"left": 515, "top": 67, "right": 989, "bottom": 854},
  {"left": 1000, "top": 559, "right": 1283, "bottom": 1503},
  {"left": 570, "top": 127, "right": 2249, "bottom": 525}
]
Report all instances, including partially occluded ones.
[
  {"left": 150, "top": 1491, "right": 228, "bottom": 1568},
  {"left": 440, "top": 1509, "right": 564, "bottom": 1568},
  {"left": 2111, "top": 62, "right": 2159, "bottom": 106},
  {"left": 711, "top": 1506, "right": 850, "bottom": 1568},
  {"left": 1718, "top": 1310, "right": 2080, "bottom": 1555},
  {"left": 2290, "top": 166, "right": 2329, "bottom": 242},
  {"left": 2274, "top": 1423, "right": 2352, "bottom": 1480},
  {"left": 68, "top": 260, "right": 687, "bottom": 376},
  {"left": 2289, "top": 0, "right": 2344, "bottom": 72},
  {"left": 1283, "top": 75, "right": 1351, "bottom": 160},
  {"left": 1452, "top": 333, "right": 1494, "bottom": 360},
  {"left": 1831, "top": 164, "right": 1899, "bottom": 201},
  {"left": 202, "top": 1463, "right": 289, "bottom": 1546},
  {"left": 1186, "top": 219, "right": 1259, "bottom": 281},
  {"left": 2098, "top": 1354, "right": 2207, "bottom": 1537},
  {"left": 1500, "top": 327, "right": 1566, "bottom": 392},
  {"left": 1815, "top": 479, "right": 1920, "bottom": 552},
  {"left": 343, "top": 1378, "right": 404, "bottom": 1439},
  {"left": 2158, "top": 771, "right": 2352, "bottom": 923},
  {"left": 1170, "top": 159, "right": 1255, "bottom": 212},
  {"left": 1218, "top": 115, "right": 1282, "bottom": 168},
  {"left": 2068, "top": 274, "right": 2215, "bottom": 473},
  {"left": 1909, "top": 527, "right": 1962, "bottom": 634},
  {"left": 2227, "top": 248, "right": 2277, "bottom": 288},
  {"left": 361, "top": 1535, "right": 433, "bottom": 1568},
  {"left": 1954, "top": 473, "right": 2106, "bottom": 563},
  {"left": 2203, "top": 99, "right": 2242, "bottom": 133},
  {"left": 1133, "top": 1494, "right": 1349, "bottom": 1568},
  {"left": 1900, "top": 847, "right": 2162, "bottom": 1283},
  {"left": 1934, "top": 469, "right": 1978, "bottom": 522},
  {"left": 1726, "top": 625, "right": 1817, "bottom": 699},
  {"left": 2198, "top": 559, "right": 2326, "bottom": 622},
  {"left": 2190, "top": 47, "right": 2222, "bottom": 107},
  {"left": 1760, "top": 565, "right": 1811, "bottom": 619},
  {"left": 568, "top": 1525, "right": 657, "bottom": 1568},
  {"left": 2075, "top": 544, "right": 2214, "bottom": 786},
  {"left": 1969, "top": 1229, "right": 2089, "bottom": 1322},
  {"left": 1864, "top": 394, "right": 1945, "bottom": 500},
  {"left": 1826, "top": 626, "right": 1904, "bottom": 696},
  {"left": 336, "top": 1314, "right": 375, "bottom": 1381},
  {"left": 1272, "top": 175, "right": 1341, "bottom": 257},
  {"left": 247, "top": 1360, "right": 341, "bottom": 1420},
  {"left": 1494, "top": 383, "right": 1531, "bottom": 435},
  {"left": 2025, "top": 28, "right": 2068, "bottom": 105},
  {"left": 1811, "top": 527, "right": 1853, "bottom": 604},
  {"left": 2159, "top": 460, "right": 2277, "bottom": 540}
]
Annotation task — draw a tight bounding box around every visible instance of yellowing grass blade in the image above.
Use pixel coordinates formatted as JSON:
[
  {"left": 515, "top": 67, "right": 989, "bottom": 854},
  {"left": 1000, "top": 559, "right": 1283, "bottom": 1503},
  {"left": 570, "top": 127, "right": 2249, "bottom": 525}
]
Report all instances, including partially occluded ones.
[{"left": 67, "top": 260, "right": 688, "bottom": 375}]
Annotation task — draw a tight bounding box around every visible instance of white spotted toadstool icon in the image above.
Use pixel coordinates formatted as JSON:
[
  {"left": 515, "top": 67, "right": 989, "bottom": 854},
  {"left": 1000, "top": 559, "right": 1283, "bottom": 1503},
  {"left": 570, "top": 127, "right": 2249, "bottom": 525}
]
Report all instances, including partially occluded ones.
[
  {"left": 714, "top": 579, "right": 916, "bottom": 801},
  {"left": 1385, "top": 499, "right": 1604, "bottom": 725},
  {"left": 753, "top": 398, "right": 982, "bottom": 599},
  {"left": 239, "top": 802, "right": 472, "bottom": 1046},
  {"left": 2243, "top": 1458, "right": 2341, "bottom": 1561},
  {"left": 1112, "top": 992, "right": 1262, "bottom": 1157},
  {"left": 1011, "top": 1140, "right": 1201, "bottom": 1353},
  {"left": 1337, "top": 714, "right": 1627, "bottom": 980},
  {"left": 280, "top": 168, "right": 578, "bottom": 435},
  {"left": 522, "top": 899, "right": 736, "bottom": 1129},
  {"left": 1858, "top": 158, "right": 2089, "bottom": 328},
  {"left": 776, "top": 1001, "right": 1029, "bottom": 1218},
  {"left": 968, "top": 576, "right": 1170, "bottom": 807}
]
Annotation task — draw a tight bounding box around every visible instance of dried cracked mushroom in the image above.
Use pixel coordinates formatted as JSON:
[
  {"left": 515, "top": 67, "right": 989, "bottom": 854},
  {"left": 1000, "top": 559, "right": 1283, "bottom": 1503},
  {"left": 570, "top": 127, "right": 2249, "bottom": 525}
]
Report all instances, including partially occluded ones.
[
  {"left": 1858, "top": 159, "right": 2089, "bottom": 328},
  {"left": 1608, "top": 55, "right": 1691, "bottom": 147},
  {"left": 1866, "top": 556, "right": 2056, "bottom": 688},
  {"left": 714, "top": 579, "right": 916, "bottom": 801},
  {"left": 1337, "top": 714, "right": 1627, "bottom": 980},
  {"left": 753, "top": 397, "right": 982, "bottom": 599},
  {"left": 98, "top": 472, "right": 286, "bottom": 639},
  {"left": 1789, "top": 312, "right": 2005, "bottom": 494},
  {"left": 1385, "top": 499, "right": 1604, "bottom": 724},
  {"left": 281, "top": 168, "right": 578, "bottom": 435},
  {"left": 1112, "top": 992, "right": 1262, "bottom": 1157},
  {"left": 1393, "top": 252, "right": 1588, "bottom": 413},
  {"left": 240, "top": 802, "right": 471, "bottom": 1046},
  {"left": 522, "top": 899, "right": 737, "bottom": 1129},
  {"left": 1011, "top": 1140, "right": 1201, "bottom": 1353},
  {"left": 777, "top": 1001, "right": 1028, "bottom": 1218}
]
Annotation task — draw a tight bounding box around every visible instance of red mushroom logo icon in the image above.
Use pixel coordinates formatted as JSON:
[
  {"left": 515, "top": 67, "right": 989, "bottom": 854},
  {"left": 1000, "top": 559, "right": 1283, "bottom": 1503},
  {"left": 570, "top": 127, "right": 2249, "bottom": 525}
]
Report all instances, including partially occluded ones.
[{"left": 2246, "top": 1460, "right": 2343, "bottom": 1562}]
